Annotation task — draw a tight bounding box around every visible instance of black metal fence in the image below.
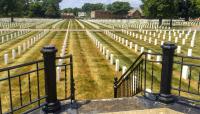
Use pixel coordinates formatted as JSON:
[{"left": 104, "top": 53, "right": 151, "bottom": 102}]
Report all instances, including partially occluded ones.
[
  {"left": 114, "top": 43, "right": 200, "bottom": 105},
  {"left": 0, "top": 46, "right": 75, "bottom": 114}
]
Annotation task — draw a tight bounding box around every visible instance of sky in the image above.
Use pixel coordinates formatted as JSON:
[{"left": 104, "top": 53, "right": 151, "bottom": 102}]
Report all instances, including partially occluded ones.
[{"left": 59, "top": 0, "right": 143, "bottom": 9}]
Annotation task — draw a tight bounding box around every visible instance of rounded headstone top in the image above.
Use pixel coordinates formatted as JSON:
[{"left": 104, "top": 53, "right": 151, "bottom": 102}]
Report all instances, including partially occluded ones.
[
  {"left": 161, "top": 42, "right": 177, "bottom": 50},
  {"left": 41, "top": 45, "right": 57, "bottom": 53}
]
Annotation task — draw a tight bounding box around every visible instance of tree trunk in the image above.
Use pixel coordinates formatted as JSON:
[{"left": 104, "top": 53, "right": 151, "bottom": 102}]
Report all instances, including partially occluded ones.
[
  {"left": 159, "top": 18, "right": 162, "bottom": 26},
  {"left": 170, "top": 18, "right": 173, "bottom": 28},
  {"left": 185, "top": 17, "right": 189, "bottom": 21},
  {"left": 11, "top": 13, "right": 14, "bottom": 23},
  {"left": 11, "top": 17, "right": 14, "bottom": 23}
]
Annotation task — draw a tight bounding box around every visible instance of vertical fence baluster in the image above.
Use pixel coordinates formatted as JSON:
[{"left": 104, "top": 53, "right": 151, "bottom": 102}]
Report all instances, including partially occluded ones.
[
  {"left": 198, "top": 72, "right": 200, "bottom": 95},
  {"left": 141, "top": 60, "right": 143, "bottom": 91},
  {"left": 7, "top": 70, "right": 13, "bottom": 114},
  {"left": 144, "top": 53, "right": 147, "bottom": 94},
  {"left": 36, "top": 62, "right": 40, "bottom": 106},
  {"left": 138, "top": 63, "right": 141, "bottom": 92},
  {"left": 28, "top": 73, "right": 32, "bottom": 102},
  {"left": 18, "top": 75, "right": 23, "bottom": 106},
  {"left": 188, "top": 66, "right": 192, "bottom": 92},
  {"left": 178, "top": 57, "right": 184, "bottom": 96},
  {"left": 0, "top": 92, "right": 2, "bottom": 114},
  {"left": 114, "top": 77, "right": 118, "bottom": 98},
  {"left": 151, "top": 62, "right": 154, "bottom": 91},
  {"left": 70, "top": 55, "right": 75, "bottom": 103},
  {"left": 134, "top": 70, "right": 136, "bottom": 95},
  {"left": 64, "top": 65, "right": 67, "bottom": 99}
]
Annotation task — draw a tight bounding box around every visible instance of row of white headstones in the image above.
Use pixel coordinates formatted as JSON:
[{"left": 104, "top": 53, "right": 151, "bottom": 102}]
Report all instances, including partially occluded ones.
[
  {"left": 56, "top": 21, "right": 71, "bottom": 82},
  {"left": 81, "top": 20, "right": 191, "bottom": 80},
  {"left": 3, "top": 30, "right": 49, "bottom": 65},
  {"left": 104, "top": 30, "right": 190, "bottom": 80},
  {"left": 36, "top": 19, "right": 62, "bottom": 29},
  {"left": 93, "top": 19, "right": 200, "bottom": 28},
  {"left": 86, "top": 30, "right": 152, "bottom": 93},
  {"left": 0, "top": 31, "right": 30, "bottom": 44},
  {"left": 78, "top": 20, "right": 127, "bottom": 73},
  {"left": 121, "top": 29, "right": 195, "bottom": 56}
]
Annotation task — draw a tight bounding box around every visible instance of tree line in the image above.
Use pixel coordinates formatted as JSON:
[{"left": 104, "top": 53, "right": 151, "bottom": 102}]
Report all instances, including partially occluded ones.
[
  {"left": 62, "top": 2, "right": 132, "bottom": 17},
  {"left": 0, "top": 0, "right": 62, "bottom": 22},
  {"left": 141, "top": 0, "right": 200, "bottom": 26}
]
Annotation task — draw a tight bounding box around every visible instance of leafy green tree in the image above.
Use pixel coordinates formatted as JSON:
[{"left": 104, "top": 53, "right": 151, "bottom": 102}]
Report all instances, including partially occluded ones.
[
  {"left": 0, "top": 0, "right": 24, "bottom": 22},
  {"left": 29, "top": 2, "right": 44, "bottom": 17},
  {"left": 82, "top": 3, "right": 104, "bottom": 13},
  {"left": 107, "top": 1, "right": 131, "bottom": 16},
  {"left": 142, "top": 0, "right": 178, "bottom": 27}
]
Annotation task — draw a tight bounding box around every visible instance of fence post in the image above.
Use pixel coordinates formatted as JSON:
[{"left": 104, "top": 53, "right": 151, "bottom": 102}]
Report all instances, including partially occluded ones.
[
  {"left": 41, "top": 45, "right": 61, "bottom": 113},
  {"left": 70, "top": 55, "right": 75, "bottom": 103},
  {"left": 158, "top": 42, "right": 177, "bottom": 103},
  {"left": 114, "top": 77, "right": 118, "bottom": 98}
]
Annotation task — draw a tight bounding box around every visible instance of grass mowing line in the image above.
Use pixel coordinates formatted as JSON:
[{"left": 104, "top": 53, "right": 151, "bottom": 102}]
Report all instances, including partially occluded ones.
[
  {"left": 0, "top": 20, "right": 70, "bottom": 113},
  {"left": 0, "top": 20, "right": 65, "bottom": 67},
  {"left": 0, "top": 31, "right": 57, "bottom": 113},
  {"left": 83, "top": 20, "right": 200, "bottom": 100},
  {"left": 69, "top": 20, "right": 115, "bottom": 99}
]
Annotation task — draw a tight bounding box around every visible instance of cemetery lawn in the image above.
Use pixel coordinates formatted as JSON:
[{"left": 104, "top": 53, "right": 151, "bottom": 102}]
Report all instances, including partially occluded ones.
[
  {"left": 80, "top": 20, "right": 200, "bottom": 100},
  {"left": 68, "top": 20, "right": 115, "bottom": 100}
]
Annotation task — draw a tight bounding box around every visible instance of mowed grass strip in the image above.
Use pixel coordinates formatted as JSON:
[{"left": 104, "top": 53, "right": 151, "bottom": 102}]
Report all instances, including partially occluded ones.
[
  {"left": 68, "top": 20, "right": 115, "bottom": 100},
  {"left": 0, "top": 20, "right": 70, "bottom": 113},
  {"left": 81, "top": 20, "right": 200, "bottom": 100}
]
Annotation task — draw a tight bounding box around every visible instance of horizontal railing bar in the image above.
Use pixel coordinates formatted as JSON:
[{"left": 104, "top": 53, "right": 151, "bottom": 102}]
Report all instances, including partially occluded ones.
[
  {"left": 174, "top": 54, "right": 200, "bottom": 60},
  {"left": 172, "top": 87, "right": 200, "bottom": 96},
  {"left": 0, "top": 68, "right": 44, "bottom": 81},
  {"left": 0, "top": 60, "right": 43, "bottom": 72},
  {"left": 173, "top": 61, "right": 200, "bottom": 67},
  {"left": 56, "top": 64, "right": 71, "bottom": 67},
  {"left": 22, "top": 103, "right": 47, "bottom": 114},
  {"left": 56, "top": 55, "right": 72, "bottom": 59},
  {"left": 4, "top": 96, "right": 47, "bottom": 114},
  {"left": 58, "top": 97, "right": 71, "bottom": 101},
  {"left": 0, "top": 55, "right": 72, "bottom": 72},
  {"left": 146, "top": 60, "right": 162, "bottom": 63}
]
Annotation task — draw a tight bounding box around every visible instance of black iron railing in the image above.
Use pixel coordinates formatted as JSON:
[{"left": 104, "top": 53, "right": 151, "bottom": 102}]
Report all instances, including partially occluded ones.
[
  {"left": 0, "top": 46, "right": 75, "bottom": 114},
  {"left": 114, "top": 43, "right": 200, "bottom": 106}
]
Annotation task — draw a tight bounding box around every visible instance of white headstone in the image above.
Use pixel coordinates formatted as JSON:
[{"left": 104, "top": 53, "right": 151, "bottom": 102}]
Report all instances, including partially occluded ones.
[
  {"left": 190, "top": 40, "right": 195, "bottom": 47},
  {"left": 110, "top": 54, "right": 114, "bottom": 64},
  {"left": 182, "top": 65, "right": 189, "bottom": 80},
  {"left": 103, "top": 47, "right": 106, "bottom": 55},
  {"left": 154, "top": 39, "right": 157, "bottom": 45},
  {"left": 12, "top": 49, "right": 16, "bottom": 59},
  {"left": 4, "top": 53, "right": 8, "bottom": 65},
  {"left": 56, "top": 67, "right": 61, "bottom": 81},
  {"left": 129, "top": 42, "right": 133, "bottom": 49},
  {"left": 149, "top": 37, "right": 152, "bottom": 43},
  {"left": 135, "top": 44, "right": 138, "bottom": 52},
  {"left": 115, "top": 59, "right": 119, "bottom": 72},
  {"left": 18, "top": 46, "right": 21, "bottom": 55},
  {"left": 140, "top": 47, "right": 144, "bottom": 53},
  {"left": 182, "top": 39, "right": 186, "bottom": 45},
  {"left": 175, "top": 37, "right": 178, "bottom": 43},
  {"left": 177, "top": 46, "right": 181, "bottom": 54},
  {"left": 188, "top": 49, "right": 192, "bottom": 56},
  {"left": 126, "top": 40, "right": 128, "bottom": 46},
  {"left": 147, "top": 50, "right": 152, "bottom": 60},
  {"left": 106, "top": 50, "right": 110, "bottom": 59},
  {"left": 156, "top": 55, "right": 161, "bottom": 64},
  {"left": 122, "top": 66, "right": 127, "bottom": 74}
]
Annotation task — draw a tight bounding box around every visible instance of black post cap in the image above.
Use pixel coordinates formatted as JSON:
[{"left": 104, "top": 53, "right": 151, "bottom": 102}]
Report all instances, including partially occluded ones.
[
  {"left": 41, "top": 45, "right": 57, "bottom": 53},
  {"left": 161, "top": 42, "right": 177, "bottom": 50}
]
